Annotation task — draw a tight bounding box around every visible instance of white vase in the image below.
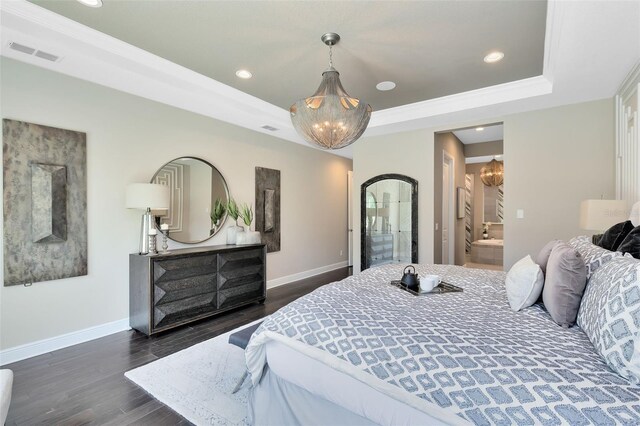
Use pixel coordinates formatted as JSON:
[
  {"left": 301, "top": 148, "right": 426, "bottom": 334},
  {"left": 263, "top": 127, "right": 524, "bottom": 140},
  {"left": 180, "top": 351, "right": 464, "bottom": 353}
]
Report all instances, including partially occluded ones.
[
  {"left": 226, "top": 225, "right": 244, "bottom": 245},
  {"left": 236, "top": 230, "right": 261, "bottom": 245}
]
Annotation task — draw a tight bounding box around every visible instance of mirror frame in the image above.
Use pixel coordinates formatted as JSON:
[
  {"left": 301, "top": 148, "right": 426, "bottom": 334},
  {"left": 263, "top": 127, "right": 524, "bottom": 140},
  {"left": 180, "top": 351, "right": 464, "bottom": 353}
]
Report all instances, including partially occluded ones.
[
  {"left": 151, "top": 156, "right": 229, "bottom": 244},
  {"left": 360, "top": 173, "right": 418, "bottom": 271}
]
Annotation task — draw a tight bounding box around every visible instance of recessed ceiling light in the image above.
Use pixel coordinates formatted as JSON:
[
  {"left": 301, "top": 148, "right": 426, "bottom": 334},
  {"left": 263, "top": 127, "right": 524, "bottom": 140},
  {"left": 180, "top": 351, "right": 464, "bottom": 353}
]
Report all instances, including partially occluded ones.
[
  {"left": 483, "top": 51, "right": 504, "bottom": 63},
  {"left": 376, "top": 81, "right": 396, "bottom": 91},
  {"left": 235, "top": 69, "right": 252, "bottom": 79},
  {"left": 476, "top": 127, "right": 485, "bottom": 132},
  {"left": 76, "top": 0, "right": 103, "bottom": 8}
]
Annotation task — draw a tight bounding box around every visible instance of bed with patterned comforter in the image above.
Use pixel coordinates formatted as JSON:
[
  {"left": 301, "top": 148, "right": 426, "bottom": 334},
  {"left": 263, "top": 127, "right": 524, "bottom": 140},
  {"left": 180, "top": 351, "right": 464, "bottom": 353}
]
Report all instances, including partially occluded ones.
[{"left": 245, "top": 264, "right": 640, "bottom": 425}]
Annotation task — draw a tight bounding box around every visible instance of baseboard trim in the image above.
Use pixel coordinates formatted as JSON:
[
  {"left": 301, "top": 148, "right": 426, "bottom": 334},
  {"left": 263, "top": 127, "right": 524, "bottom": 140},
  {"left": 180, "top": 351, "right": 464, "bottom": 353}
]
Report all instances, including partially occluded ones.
[
  {"left": 267, "top": 260, "right": 349, "bottom": 289},
  {"left": 0, "top": 262, "right": 349, "bottom": 365},
  {"left": 0, "top": 318, "right": 130, "bottom": 366}
]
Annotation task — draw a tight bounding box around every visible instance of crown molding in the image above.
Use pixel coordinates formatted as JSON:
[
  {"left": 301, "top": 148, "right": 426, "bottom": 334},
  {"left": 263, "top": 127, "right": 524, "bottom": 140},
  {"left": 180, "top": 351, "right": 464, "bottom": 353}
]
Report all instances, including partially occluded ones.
[{"left": 0, "top": 0, "right": 565, "bottom": 159}]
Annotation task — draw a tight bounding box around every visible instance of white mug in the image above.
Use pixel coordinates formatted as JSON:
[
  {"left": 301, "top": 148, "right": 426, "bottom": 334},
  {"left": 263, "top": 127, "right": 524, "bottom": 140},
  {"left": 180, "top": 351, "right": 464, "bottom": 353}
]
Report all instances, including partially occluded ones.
[{"left": 420, "top": 275, "right": 441, "bottom": 293}]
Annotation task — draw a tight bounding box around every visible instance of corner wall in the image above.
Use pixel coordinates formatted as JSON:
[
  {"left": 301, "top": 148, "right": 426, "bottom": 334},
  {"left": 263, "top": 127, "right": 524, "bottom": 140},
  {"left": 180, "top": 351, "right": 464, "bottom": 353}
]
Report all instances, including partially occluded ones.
[
  {"left": 0, "top": 58, "right": 352, "bottom": 353},
  {"left": 433, "top": 132, "right": 466, "bottom": 266}
]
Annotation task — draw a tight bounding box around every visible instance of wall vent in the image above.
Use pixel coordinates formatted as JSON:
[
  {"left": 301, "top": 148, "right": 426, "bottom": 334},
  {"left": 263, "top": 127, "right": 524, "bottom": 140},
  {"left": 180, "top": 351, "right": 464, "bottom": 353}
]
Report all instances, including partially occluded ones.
[
  {"left": 9, "top": 42, "right": 35, "bottom": 55},
  {"left": 8, "top": 42, "right": 61, "bottom": 63},
  {"left": 261, "top": 125, "right": 278, "bottom": 132}
]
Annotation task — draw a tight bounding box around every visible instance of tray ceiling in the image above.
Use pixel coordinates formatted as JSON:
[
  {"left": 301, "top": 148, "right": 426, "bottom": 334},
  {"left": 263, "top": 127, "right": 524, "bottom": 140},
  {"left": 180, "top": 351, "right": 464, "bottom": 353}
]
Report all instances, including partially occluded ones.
[{"left": 28, "top": 0, "right": 547, "bottom": 111}]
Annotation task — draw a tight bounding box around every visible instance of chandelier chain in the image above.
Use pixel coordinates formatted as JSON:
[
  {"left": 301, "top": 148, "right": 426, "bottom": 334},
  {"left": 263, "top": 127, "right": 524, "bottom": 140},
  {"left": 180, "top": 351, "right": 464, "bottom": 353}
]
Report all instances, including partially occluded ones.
[{"left": 329, "top": 44, "right": 333, "bottom": 68}]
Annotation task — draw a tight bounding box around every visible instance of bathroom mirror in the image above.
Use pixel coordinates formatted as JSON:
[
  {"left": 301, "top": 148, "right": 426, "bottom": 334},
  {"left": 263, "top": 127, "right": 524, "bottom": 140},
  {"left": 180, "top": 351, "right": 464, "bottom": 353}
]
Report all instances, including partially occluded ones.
[
  {"left": 361, "top": 174, "right": 418, "bottom": 271},
  {"left": 483, "top": 184, "right": 504, "bottom": 223},
  {"left": 151, "top": 157, "right": 229, "bottom": 244}
]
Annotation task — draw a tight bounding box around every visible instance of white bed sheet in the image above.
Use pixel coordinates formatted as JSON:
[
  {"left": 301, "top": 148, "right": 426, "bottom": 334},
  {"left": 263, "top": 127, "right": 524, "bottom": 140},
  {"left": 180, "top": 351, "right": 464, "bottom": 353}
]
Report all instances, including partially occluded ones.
[{"left": 265, "top": 339, "right": 465, "bottom": 426}]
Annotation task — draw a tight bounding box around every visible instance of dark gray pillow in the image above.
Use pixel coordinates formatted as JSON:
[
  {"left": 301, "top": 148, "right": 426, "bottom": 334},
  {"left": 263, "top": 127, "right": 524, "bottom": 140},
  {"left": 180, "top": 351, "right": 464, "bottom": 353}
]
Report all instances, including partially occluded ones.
[
  {"left": 535, "top": 240, "right": 561, "bottom": 275},
  {"left": 618, "top": 226, "right": 640, "bottom": 259},
  {"left": 542, "top": 242, "right": 587, "bottom": 327},
  {"left": 597, "top": 220, "right": 635, "bottom": 251}
]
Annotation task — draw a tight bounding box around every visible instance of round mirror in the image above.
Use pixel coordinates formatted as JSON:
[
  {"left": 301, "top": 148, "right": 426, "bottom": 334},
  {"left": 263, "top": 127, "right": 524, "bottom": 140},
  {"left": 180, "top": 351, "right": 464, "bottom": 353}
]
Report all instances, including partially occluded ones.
[{"left": 151, "top": 157, "right": 229, "bottom": 244}]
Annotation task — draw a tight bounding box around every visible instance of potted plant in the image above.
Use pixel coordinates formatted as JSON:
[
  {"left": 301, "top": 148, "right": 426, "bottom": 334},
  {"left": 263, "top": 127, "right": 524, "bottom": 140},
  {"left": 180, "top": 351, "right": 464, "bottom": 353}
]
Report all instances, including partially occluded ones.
[
  {"left": 226, "top": 198, "right": 244, "bottom": 244},
  {"left": 236, "top": 202, "right": 261, "bottom": 245},
  {"left": 210, "top": 198, "right": 227, "bottom": 236}
]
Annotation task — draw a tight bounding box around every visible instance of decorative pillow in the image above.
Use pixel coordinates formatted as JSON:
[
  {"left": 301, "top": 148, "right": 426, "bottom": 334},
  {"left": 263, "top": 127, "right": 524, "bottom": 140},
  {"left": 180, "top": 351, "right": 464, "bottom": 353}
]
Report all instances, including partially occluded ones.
[
  {"left": 617, "top": 226, "right": 640, "bottom": 259},
  {"left": 505, "top": 255, "right": 544, "bottom": 312},
  {"left": 568, "top": 235, "right": 623, "bottom": 279},
  {"left": 542, "top": 242, "right": 587, "bottom": 327},
  {"left": 535, "top": 239, "right": 561, "bottom": 275},
  {"left": 577, "top": 256, "right": 640, "bottom": 384},
  {"left": 597, "top": 220, "right": 635, "bottom": 251}
]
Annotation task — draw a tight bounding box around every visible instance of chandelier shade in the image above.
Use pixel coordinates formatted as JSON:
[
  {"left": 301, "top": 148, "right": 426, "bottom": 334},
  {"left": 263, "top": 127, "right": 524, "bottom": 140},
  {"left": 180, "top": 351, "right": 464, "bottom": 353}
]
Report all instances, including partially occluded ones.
[
  {"left": 480, "top": 159, "right": 504, "bottom": 187},
  {"left": 290, "top": 33, "right": 372, "bottom": 150}
]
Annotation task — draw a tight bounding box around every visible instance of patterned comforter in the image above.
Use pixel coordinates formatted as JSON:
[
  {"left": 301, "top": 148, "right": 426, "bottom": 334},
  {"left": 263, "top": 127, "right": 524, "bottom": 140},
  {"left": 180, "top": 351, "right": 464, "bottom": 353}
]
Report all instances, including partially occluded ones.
[{"left": 245, "top": 264, "right": 640, "bottom": 425}]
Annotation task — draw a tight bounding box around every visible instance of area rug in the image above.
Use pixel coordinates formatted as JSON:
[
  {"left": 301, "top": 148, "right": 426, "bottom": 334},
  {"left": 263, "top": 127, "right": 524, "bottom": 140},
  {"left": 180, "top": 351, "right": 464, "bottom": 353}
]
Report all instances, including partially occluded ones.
[{"left": 125, "top": 318, "right": 264, "bottom": 425}]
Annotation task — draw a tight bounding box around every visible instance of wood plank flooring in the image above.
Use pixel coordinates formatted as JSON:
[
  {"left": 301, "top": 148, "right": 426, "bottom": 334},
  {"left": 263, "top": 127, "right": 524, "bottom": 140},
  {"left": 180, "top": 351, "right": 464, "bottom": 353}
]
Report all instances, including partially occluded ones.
[{"left": 4, "top": 267, "right": 350, "bottom": 425}]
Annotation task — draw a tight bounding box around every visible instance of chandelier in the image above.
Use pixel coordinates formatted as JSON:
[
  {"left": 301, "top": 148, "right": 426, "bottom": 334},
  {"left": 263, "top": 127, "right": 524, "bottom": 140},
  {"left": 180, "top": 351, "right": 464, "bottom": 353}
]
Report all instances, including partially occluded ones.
[
  {"left": 480, "top": 159, "right": 504, "bottom": 186},
  {"left": 290, "top": 33, "right": 372, "bottom": 150}
]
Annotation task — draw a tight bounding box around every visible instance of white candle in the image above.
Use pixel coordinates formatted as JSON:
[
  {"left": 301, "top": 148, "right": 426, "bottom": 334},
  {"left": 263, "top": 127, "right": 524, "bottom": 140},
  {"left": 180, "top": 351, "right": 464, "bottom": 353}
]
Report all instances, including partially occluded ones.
[
  {"left": 160, "top": 224, "right": 169, "bottom": 231},
  {"left": 149, "top": 229, "right": 157, "bottom": 235}
]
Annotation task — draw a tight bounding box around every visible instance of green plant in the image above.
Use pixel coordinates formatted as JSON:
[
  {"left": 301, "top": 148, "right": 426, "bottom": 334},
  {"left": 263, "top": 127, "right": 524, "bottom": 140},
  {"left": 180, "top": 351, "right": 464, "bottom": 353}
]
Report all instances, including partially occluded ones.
[
  {"left": 239, "top": 203, "right": 254, "bottom": 228},
  {"left": 227, "top": 198, "right": 240, "bottom": 225},
  {"left": 210, "top": 198, "right": 227, "bottom": 226}
]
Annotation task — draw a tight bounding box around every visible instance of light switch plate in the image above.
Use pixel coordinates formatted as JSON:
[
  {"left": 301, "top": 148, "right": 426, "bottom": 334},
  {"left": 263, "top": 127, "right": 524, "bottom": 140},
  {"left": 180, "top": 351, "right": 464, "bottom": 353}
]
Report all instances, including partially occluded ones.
[{"left": 516, "top": 209, "right": 525, "bottom": 219}]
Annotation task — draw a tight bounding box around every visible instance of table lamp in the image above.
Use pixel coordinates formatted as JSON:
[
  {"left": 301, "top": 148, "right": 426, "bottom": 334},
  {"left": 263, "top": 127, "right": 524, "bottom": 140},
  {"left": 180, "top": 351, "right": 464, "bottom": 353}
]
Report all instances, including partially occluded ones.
[
  {"left": 126, "top": 183, "right": 170, "bottom": 254},
  {"left": 579, "top": 199, "right": 628, "bottom": 232}
]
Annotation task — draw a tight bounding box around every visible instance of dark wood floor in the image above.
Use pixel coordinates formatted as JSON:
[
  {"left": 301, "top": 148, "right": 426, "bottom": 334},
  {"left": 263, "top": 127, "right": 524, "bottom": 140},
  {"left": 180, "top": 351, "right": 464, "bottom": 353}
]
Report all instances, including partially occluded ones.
[{"left": 4, "top": 267, "right": 350, "bottom": 426}]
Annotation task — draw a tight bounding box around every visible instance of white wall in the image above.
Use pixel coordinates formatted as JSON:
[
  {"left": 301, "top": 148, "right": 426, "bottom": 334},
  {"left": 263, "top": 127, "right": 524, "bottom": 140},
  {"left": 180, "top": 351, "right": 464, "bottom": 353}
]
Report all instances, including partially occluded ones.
[
  {"left": 353, "top": 98, "right": 615, "bottom": 273},
  {"left": 0, "top": 58, "right": 352, "bottom": 352}
]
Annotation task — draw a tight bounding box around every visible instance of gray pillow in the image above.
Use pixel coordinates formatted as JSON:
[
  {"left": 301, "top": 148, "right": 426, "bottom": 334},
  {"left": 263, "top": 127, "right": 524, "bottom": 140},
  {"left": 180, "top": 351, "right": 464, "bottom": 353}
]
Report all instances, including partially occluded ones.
[
  {"left": 568, "top": 235, "right": 623, "bottom": 279},
  {"left": 535, "top": 239, "right": 561, "bottom": 275},
  {"left": 542, "top": 242, "right": 587, "bottom": 327}
]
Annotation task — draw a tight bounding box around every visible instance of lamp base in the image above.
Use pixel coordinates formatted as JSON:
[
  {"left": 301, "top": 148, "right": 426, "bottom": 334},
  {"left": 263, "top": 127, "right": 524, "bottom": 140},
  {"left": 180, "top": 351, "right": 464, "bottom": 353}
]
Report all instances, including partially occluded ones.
[{"left": 139, "top": 209, "right": 152, "bottom": 255}]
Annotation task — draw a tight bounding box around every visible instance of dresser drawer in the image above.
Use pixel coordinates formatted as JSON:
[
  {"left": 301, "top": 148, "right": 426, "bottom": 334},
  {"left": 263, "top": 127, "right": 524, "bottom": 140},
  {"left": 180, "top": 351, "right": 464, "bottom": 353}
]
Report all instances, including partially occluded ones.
[
  {"left": 153, "top": 291, "right": 217, "bottom": 330},
  {"left": 218, "top": 248, "right": 265, "bottom": 291},
  {"left": 153, "top": 253, "right": 217, "bottom": 283},
  {"left": 218, "top": 281, "right": 264, "bottom": 310}
]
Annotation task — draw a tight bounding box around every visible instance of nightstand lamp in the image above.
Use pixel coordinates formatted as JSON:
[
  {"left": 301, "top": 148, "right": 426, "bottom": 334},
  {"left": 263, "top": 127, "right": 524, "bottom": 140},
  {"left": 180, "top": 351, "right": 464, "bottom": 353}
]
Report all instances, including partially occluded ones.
[
  {"left": 126, "top": 183, "right": 170, "bottom": 254},
  {"left": 579, "top": 199, "right": 628, "bottom": 232}
]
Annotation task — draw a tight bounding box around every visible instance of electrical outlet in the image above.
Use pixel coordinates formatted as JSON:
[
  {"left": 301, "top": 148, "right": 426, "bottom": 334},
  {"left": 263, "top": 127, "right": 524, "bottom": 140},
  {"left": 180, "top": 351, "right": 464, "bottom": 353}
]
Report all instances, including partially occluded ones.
[
  {"left": 340, "top": 250, "right": 343, "bottom": 256},
  {"left": 435, "top": 223, "right": 439, "bottom": 231},
  {"left": 516, "top": 209, "right": 524, "bottom": 219}
]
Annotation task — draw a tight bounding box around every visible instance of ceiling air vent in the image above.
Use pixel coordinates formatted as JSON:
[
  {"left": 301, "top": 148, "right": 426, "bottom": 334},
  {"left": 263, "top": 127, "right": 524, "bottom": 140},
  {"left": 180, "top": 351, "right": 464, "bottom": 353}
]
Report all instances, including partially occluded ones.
[
  {"left": 9, "top": 42, "right": 35, "bottom": 55},
  {"left": 261, "top": 125, "right": 278, "bottom": 132},
  {"left": 8, "top": 42, "right": 62, "bottom": 63}
]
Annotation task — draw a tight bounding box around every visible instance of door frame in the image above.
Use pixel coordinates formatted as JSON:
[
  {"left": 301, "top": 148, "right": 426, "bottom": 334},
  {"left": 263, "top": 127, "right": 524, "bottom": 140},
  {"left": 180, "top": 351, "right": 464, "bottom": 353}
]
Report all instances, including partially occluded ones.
[{"left": 442, "top": 151, "right": 455, "bottom": 265}]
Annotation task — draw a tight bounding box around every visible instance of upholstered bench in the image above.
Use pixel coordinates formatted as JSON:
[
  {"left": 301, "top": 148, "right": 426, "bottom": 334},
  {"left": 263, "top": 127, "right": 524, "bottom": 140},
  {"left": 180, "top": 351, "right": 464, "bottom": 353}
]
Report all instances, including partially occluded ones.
[
  {"left": 0, "top": 369, "right": 13, "bottom": 424},
  {"left": 228, "top": 321, "right": 263, "bottom": 393}
]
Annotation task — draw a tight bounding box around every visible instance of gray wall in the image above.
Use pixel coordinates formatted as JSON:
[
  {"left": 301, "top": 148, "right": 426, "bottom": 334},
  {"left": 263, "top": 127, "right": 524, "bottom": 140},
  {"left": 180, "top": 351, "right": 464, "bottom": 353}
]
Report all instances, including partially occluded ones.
[
  {"left": 353, "top": 98, "right": 615, "bottom": 274},
  {"left": 503, "top": 99, "right": 615, "bottom": 267},
  {"left": 464, "top": 140, "right": 504, "bottom": 158},
  {"left": 433, "top": 132, "right": 466, "bottom": 265},
  {"left": 0, "top": 58, "right": 352, "bottom": 351}
]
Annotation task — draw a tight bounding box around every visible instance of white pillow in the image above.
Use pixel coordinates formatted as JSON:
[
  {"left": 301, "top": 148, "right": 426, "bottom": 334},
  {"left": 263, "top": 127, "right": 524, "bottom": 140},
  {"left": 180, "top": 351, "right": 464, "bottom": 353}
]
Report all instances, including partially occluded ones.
[{"left": 505, "top": 255, "right": 544, "bottom": 311}]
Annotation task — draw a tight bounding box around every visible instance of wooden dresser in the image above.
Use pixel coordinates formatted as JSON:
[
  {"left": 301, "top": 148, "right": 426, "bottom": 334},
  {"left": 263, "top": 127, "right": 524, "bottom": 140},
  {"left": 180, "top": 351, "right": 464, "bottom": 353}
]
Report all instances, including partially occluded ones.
[{"left": 129, "top": 244, "right": 266, "bottom": 336}]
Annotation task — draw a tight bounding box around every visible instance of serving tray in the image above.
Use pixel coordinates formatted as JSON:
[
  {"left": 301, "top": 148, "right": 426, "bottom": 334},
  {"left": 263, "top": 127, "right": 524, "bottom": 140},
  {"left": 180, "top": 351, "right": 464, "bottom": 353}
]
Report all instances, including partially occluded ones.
[{"left": 390, "top": 280, "right": 463, "bottom": 296}]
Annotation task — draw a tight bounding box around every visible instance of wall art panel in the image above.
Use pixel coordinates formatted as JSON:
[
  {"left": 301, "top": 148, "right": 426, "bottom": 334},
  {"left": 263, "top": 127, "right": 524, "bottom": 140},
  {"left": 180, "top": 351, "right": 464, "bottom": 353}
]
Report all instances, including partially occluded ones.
[
  {"left": 3, "top": 119, "right": 87, "bottom": 286},
  {"left": 255, "top": 167, "right": 280, "bottom": 253}
]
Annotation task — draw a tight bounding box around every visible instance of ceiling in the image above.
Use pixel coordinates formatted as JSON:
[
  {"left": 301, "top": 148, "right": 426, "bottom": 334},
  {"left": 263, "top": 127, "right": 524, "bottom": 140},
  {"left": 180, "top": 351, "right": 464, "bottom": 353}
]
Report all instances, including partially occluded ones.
[
  {"left": 1, "top": 1, "right": 639, "bottom": 158},
  {"left": 27, "top": 0, "right": 547, "bottom": 111},
  {"left": 452, "top": 124, "right": 503, "bottom": 145}
]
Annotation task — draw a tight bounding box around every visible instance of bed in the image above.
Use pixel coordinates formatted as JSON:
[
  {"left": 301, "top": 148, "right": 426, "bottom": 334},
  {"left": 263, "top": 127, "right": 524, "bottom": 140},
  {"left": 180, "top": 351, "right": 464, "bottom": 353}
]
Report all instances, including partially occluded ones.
[{"left": 245, "top": 263, "right": 640, "bottom": 425}]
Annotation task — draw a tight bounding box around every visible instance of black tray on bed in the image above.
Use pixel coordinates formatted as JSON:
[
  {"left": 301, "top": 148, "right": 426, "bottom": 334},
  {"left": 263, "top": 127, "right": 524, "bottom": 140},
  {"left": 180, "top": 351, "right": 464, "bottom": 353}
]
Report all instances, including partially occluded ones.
[{"left": 390, "top": 280, "right": 463, "bottom": 296}]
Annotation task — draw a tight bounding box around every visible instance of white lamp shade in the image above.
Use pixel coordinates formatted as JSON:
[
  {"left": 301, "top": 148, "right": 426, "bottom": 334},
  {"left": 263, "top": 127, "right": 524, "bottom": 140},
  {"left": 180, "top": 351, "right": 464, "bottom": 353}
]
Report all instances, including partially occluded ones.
[
  {"left": 630, "top": 201, "right": 640, "bottom": 227},
  {"left": 126, "top": 183, "right": 170, "bottom": 210},
  {"left": 579, "top": 199, "right": 628, "bottom": 231}
]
